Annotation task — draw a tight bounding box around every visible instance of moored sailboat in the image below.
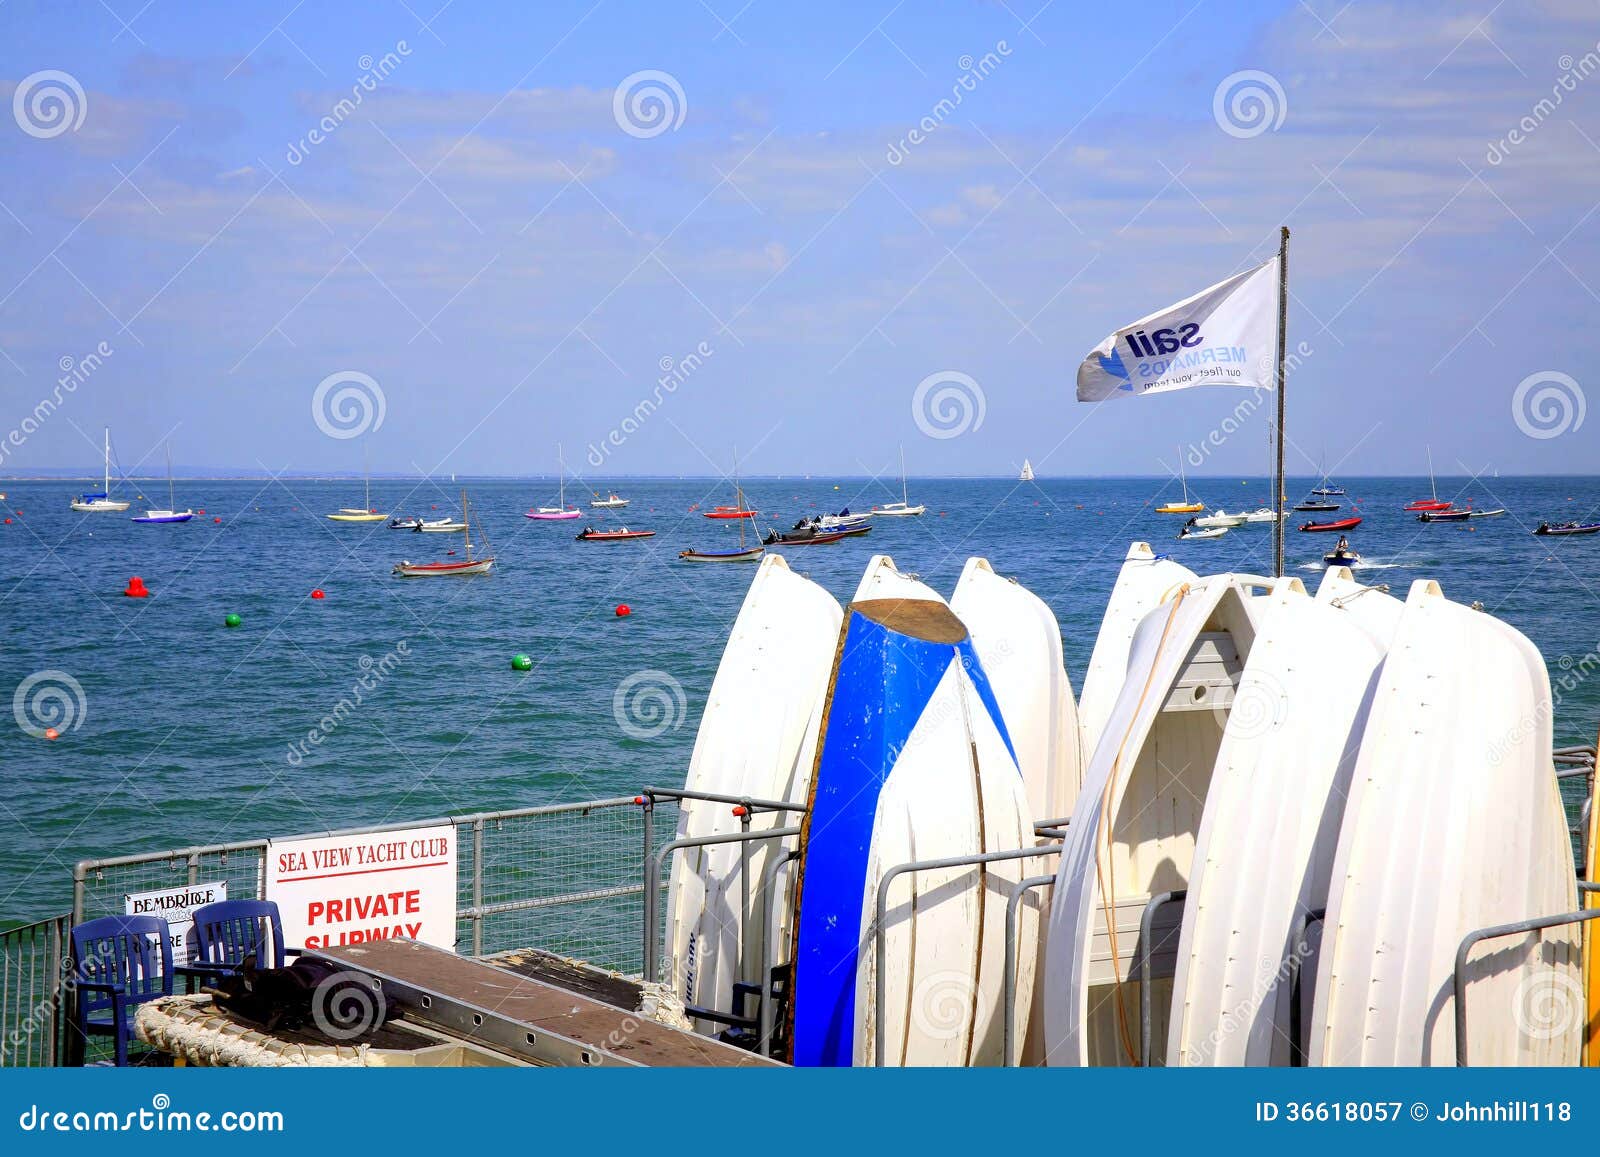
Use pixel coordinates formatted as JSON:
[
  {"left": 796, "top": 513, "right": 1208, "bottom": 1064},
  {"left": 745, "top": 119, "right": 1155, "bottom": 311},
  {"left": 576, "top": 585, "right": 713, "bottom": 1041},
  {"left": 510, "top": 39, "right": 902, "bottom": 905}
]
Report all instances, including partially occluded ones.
[
  {"left": 873, "top": 445, "right": 925, "bottom": 516},
  {"left": 1156, "top": 446, "right": 1203, "bottom": 514},
  {"left": 527, "top": 445, "right": 581, "bottom": 519},
  {"left": 71, "top": 427, "right": 130, "bottom": 512},
  {"left": 393, "top": 490, "right": 493, "bottom": 576},
  {"left": 131, "top": 442, "right": 194, "bottom": 524}
]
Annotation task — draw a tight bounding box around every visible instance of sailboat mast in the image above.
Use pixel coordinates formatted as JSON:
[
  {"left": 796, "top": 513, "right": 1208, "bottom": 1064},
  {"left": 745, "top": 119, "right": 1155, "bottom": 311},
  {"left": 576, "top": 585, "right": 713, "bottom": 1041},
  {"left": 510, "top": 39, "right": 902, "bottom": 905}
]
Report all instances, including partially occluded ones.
[
  {"left": 900, "top": 445, "right": 908, "bottom": 506},
  {"left": 363, "top": 442, "right": 372, "bottom": 511},
  {"left": 1272, "top": 225, "right": 1290, "bottom": 579},
  {"left": 1427, "top": 445, "right": 1437, "bottom": 501},
  {"left": 103, "top": 427, "right": 110, "bottom": 495},
  {"left": 557, "top": 444, "right": 566, "bottom": 509},
  {"left": 462, "top": 488, "right": 470, "bottom": 561},
  {"left": 1176, "top": 444, "right": 1189, "bottom": 504},
  {"left": 166, "top": 442, "right": 174, "bottom": 509}
]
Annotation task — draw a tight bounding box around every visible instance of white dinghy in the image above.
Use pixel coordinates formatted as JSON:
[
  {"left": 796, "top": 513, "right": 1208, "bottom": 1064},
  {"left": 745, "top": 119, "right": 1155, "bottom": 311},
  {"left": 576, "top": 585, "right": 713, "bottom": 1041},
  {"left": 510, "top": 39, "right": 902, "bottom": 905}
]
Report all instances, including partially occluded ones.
[
  {"left": 664, "top": 555, "right": 843, "bottom": 1033},
  {"left": 786, "top": 556, "right": 1036, "bottom": 1066},
  {"left": 1043, "top": 573, "right": 1269, "bottom": 1066},
  {"left": 950, "top": 557, "right": 1084, "bottom": 825},
  {"left": 1166, "top": 574, "right": 1401, "bottom": 1066},
  {"left": 1077, "top": 542, "right": 1198, "bottom": 759},
  {"left": 1308, "top": 580, "right": 1580, "bottom": 1066}
]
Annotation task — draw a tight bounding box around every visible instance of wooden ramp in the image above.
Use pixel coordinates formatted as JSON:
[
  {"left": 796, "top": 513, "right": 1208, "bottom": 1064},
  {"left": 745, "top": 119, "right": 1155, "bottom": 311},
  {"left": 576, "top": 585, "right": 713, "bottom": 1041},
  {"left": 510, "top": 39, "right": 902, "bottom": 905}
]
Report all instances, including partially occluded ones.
[{"left": 312, "top": 940, "right": 779, "bottom": 1068}]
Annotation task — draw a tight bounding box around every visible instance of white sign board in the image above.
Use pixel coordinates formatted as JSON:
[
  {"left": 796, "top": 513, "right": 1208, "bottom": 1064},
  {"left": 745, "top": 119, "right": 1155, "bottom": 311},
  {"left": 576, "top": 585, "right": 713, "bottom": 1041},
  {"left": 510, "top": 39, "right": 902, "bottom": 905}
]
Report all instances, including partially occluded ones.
[
  {"left": 266, "top": 825, "right": 458, "bottom": 952},
  {"left": 124, "top": 881, "right": 228, "bottom": 967}
]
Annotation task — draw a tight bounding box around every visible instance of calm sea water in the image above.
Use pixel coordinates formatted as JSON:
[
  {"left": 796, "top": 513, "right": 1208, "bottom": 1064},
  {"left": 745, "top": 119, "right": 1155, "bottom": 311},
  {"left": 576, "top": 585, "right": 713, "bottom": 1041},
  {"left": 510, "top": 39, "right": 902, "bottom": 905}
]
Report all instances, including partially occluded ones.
[{"left": 3, "top": 473, "right": 1598, "bottom": 924}]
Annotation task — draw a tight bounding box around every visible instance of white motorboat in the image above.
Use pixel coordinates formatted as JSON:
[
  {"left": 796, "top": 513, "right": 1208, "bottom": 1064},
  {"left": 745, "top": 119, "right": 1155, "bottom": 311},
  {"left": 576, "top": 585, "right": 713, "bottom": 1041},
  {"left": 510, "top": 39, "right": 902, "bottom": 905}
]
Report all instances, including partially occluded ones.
[
  {"left": 71, "top": 427, "right": 130, "bottom": 512},
  {"left": 415, "top": 516, "right": 467, "bottom": 533},
  {"left": 1178, "top": 524, "right": 1229, "bottom": 540},
  {"left": 1192, "top": 510, "right": 1248, "bottom": 529},
  {"left": 1240, "top": 507, "right": 1284, "bottom": 523},
  {"left": 590, "top": 492, "right": 630, "bottom": 509}
]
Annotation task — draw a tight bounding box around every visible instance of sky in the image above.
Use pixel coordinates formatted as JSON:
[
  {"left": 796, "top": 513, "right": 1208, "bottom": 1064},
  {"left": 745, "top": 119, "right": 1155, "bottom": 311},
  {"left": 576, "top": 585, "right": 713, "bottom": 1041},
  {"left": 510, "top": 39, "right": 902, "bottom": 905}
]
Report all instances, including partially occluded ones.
[{"left": 0, "top": 0, "right": 1597, "bottom": 480}]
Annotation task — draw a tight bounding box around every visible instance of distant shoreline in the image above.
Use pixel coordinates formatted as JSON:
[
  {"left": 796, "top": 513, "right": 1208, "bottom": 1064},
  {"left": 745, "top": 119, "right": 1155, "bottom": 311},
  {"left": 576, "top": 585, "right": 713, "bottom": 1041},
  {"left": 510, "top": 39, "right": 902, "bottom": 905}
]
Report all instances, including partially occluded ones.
[{"left": 0, "top": 472, "right": 1583, "bottom": 483}]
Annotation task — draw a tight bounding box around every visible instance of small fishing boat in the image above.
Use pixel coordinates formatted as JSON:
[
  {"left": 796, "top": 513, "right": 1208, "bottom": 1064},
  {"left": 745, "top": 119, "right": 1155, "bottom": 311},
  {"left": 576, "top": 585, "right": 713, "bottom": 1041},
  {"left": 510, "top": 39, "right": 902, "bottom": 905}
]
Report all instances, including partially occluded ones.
[
  {"left": 873, "top": 445, "right": 926, "bottom": 516},
  {"left": 576, "top": 526, "right": 655, "bottom": 541},
  {"left": 704, "top": 448, "right": 758, "bottom": 519},
  {"left": 527, "top": 444, "right": 581, "bottom": 520},
  {"left": 1293, "top": 500, "right": 1339, "bottom": 512},
  {"left": 394, "top": 490, "right": 493, "bottom": 577},
  {"left": 811, "top": 508, "right": 869, "bottom": 531},
  {"left": 1534, "top": 521, "right": 1600, "bottom": 537},
  {"left": 1193, "top": 510, "right": 1247, "bottom": 529},
  {"left": 1178, "top": 524, "right": 1229, "bottom": 540},
  {"left": 131, "top": 443, "right": 194, "bottom": 524},
  {"left": 1019, "top": 457, "right": 1035, "bottom": 482},
  {"left": 1300, "top": 516, "right": 1362, "bottom": 533},
  {"left": 327, "top": 446, "right": 386, "bottom": 522},
  {"left": 590, "top": 492, "right": 630, "bottom": 509},
  {"left": 1468, "top": 507, "right": 1506, "bottom": 518},
  {"left": 389, "top": 516, "right": 422, "bottom": 530},
  {"left": 679, "top": 545, "right": 764, "bottom": 563},
  {"left": 1156, "top": 444, "right": 1203, "bottom": 513},
  {"left": 416, "top": 516, "right": 467, "bottom": 532},
  {"left": 1404, "top": 446, "right": 1451, "bottom": 512},
  {"left": 763, "top": 526, "right": 848, "bottom": 546},
  {"left": 71, "top": 427, "right": 131, "bottom": 512},
  {"left": 1311, "top": 484, "right": 1345, "bottom": 496},
  {"left": 681, "top": 487, "right": 763, "bottom": 562},
  {"left": 1416, "top": 507, "right": 1471, "bottom": 522}
]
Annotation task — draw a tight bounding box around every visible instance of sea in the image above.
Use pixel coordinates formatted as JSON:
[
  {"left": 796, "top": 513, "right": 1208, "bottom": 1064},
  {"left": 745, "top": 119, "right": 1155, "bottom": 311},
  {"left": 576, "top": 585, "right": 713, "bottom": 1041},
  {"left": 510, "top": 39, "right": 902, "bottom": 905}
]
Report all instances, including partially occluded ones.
[{"left": 2, "top": 472, "right": 1597, "bottom": 925}]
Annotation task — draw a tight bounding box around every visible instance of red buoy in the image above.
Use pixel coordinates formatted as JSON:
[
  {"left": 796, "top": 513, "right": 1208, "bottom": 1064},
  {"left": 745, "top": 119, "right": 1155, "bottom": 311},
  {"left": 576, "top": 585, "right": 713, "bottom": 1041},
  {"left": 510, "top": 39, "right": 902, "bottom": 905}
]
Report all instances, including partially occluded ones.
[
  {"left": 311, "top": 589, "right": 326, "bottom": 600},
  {"left": 44, "top": 727, "right": 58, "bottom": 741},
  {"left": 3, "top": 518, "right": 10, "bottom": 524},
  {"left": 213, "top": 517, "right": 222, "bottom": 524},
  {"left": 123, "top": 576, "right": 150, "bottom": 598},
  {"left": 615, "top": 604, "right": 631, "bottom": 617}
]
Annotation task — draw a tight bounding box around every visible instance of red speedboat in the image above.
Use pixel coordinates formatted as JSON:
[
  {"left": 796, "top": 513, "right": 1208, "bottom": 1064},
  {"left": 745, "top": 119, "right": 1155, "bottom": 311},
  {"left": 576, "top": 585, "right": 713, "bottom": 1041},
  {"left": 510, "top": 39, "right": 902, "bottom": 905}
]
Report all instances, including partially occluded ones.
[
  {"left": 1299, "top": 516, "right": 1362, "bottom": 533},
  {"left": 704, "top": 505, "right": 757, "bottom": 520},
  {"left": 576, "top": 527, "right": 656, "bottom": 541}
]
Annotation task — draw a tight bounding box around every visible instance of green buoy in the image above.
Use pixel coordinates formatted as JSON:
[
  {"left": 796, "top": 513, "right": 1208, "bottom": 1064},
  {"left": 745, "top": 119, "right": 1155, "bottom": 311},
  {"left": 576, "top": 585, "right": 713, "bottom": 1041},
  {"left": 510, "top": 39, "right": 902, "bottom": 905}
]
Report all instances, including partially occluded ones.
[
  {"left": 511, "top": 653, "right": 532, "bottom": 671},
  {"left": 225, "top": 613, "right": 241, "bottom": 628}
]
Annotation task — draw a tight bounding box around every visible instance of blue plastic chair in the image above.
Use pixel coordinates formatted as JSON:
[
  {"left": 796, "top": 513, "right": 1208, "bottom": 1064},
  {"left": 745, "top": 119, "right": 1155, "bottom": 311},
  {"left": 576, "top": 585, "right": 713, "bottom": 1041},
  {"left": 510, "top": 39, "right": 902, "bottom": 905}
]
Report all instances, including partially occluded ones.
[
  {"left": 69, "top": 914, "right": 173, "bottom": 1066},
  {"left": 183, "top": 899, "right": 298, "bottom": 983}
]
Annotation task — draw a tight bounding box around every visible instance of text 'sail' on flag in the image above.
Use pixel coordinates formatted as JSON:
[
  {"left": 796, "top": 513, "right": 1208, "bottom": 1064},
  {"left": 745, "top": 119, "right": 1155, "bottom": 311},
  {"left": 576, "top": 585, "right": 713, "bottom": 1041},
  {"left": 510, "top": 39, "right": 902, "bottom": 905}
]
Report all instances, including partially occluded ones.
[{"left": 1076, "top": 256, "right": 1280, "bottom": 402}]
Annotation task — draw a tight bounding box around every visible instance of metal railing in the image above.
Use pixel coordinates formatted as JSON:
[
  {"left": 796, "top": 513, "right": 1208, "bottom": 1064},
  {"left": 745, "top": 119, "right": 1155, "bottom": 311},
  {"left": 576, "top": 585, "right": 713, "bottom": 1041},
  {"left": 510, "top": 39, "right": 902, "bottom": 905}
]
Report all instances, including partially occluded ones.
[{"left": 0, "top": 915, "right": 70, "bottom": 1067}]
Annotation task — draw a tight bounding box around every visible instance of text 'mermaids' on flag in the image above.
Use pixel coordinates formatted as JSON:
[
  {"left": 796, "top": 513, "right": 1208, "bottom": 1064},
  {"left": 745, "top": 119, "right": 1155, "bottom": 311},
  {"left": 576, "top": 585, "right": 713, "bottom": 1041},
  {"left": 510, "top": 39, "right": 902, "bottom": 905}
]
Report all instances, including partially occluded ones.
[{"left": 1076, "top": 256, "right": 1280, "bottom": 402}]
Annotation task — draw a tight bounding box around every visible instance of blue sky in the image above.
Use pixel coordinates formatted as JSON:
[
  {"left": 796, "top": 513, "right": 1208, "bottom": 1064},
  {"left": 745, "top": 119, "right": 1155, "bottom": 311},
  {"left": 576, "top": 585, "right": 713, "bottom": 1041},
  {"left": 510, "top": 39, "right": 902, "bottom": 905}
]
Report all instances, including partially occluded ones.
[{"left": 1, "top": 0, "right": 1596, "bottom": 479}]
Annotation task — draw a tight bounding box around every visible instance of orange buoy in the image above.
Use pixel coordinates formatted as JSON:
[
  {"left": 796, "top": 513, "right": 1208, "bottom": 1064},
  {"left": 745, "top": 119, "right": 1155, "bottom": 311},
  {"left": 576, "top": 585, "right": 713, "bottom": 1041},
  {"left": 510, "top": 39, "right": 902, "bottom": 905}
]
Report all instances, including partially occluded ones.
[
  {"left": 213, "top": 517, "right": 221, "bottom": 523},
  {"left": 123, "top": 576, "right": 150, "bottom": 598},
  {"left": 616, "top": 604, "right": 631, "bottom": 617},
  {"left": 311, "top": 588, "right": 326, "bottom": 600},
  {"left": 44, "top": 727, "right": 58, "bottom": 741}
]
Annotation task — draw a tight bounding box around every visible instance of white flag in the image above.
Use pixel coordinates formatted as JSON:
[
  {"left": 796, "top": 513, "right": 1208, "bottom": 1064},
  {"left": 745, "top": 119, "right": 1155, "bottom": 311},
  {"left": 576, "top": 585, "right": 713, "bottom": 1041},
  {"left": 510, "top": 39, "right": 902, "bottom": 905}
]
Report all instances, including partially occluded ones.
[{"left": 1076, "top": 256, "right": 1280, "bottom": 402}]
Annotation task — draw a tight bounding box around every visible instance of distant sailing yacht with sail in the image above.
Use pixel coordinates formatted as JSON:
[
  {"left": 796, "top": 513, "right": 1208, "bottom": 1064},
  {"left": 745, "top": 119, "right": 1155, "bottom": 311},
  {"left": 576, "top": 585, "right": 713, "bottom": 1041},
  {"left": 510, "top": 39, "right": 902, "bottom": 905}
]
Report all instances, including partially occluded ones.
[
  {"left": 71, "top": 428, "right": 130, "bottom": 512},
  {"left": 873, "top": 445, "right": 925, "bottom": 516},
  {"left": 1018, "top": 458, "right": 1035, "bottom": 482}
]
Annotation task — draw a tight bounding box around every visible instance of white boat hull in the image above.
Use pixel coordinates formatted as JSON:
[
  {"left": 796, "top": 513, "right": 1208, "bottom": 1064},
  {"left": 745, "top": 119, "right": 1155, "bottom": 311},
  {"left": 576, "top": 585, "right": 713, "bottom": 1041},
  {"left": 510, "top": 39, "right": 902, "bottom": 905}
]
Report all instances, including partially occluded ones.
[
  {"left": 1167, "top": 577, "right": 1398, "bottom": 1065},
  {"left": 1044, "top": 576, "right": 1264, "bottom": 1065},
  {"left": 665, "top": 556, "right": 842, "bottom": 1032},
  {"left": 1308, "top": 581, "right": 1580, "bottom": 1065},
  {"left": 1077, "top": 542, "right": 1197, "bottom": 758}
]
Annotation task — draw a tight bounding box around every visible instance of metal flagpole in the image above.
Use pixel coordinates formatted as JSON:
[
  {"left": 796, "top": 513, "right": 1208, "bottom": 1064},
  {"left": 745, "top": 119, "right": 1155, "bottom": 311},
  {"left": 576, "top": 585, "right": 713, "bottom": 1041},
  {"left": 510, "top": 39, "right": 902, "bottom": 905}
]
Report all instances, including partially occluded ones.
[{"left": 1273, "top": 225, "right": 1290, "bottom": 578}]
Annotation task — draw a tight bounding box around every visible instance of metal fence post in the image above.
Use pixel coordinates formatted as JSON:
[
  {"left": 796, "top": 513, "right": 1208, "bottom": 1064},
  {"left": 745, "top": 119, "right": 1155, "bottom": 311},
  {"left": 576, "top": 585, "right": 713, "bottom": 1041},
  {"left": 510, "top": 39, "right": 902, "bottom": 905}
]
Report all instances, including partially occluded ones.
[
  {"left": 640, "top": 794, "right": 656, "bottom": 981},
  {"left": 471, "top": 818, "right": 485, "bottom": 957}
]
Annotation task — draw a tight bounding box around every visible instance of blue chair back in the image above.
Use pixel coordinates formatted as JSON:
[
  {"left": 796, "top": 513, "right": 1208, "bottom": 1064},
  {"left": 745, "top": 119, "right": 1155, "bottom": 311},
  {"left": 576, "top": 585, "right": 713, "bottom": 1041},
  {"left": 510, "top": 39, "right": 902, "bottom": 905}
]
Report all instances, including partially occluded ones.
[
  {"left": 190, "top": 899, "right": 286, "bottom": 971},
  {"left": 70, "top": 914, "right": 173, "bottom": 1018}
]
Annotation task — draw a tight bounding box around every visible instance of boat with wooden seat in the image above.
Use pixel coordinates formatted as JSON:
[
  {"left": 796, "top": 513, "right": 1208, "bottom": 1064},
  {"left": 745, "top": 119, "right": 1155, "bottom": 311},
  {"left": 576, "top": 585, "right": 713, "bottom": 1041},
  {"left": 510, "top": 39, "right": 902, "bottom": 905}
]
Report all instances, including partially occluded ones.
[{"left": 577, "top": 526, "right": 655, "bottom": 541}]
